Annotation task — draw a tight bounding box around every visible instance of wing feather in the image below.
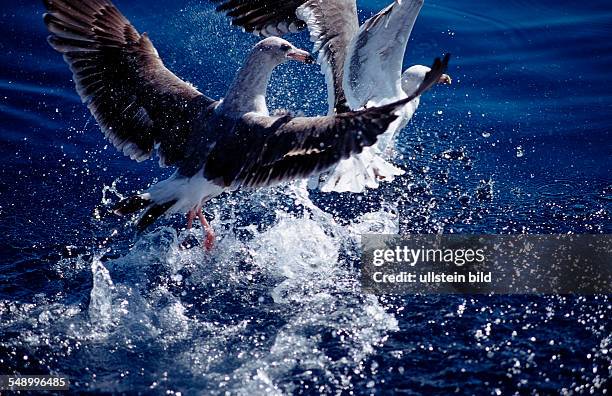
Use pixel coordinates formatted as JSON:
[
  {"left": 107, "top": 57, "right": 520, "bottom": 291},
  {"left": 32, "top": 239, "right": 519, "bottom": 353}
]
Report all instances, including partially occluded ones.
[
  {"left": 211, "top": 0, "right": 307, "bottom": 36},
  {"left": 43, "top": 0, "right": 216, "bottom": 166},
  {"left": 344, "top": 0, "right": 424, "bottom": 109},
  {"left": 296, "top": 0, "right": 359, "bottom": 114}
]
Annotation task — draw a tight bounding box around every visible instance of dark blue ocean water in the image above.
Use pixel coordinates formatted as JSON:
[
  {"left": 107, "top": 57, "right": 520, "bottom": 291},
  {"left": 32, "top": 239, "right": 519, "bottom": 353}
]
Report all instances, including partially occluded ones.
[{"left": 1, "top": 0, "right": 611, "bottom": 394}]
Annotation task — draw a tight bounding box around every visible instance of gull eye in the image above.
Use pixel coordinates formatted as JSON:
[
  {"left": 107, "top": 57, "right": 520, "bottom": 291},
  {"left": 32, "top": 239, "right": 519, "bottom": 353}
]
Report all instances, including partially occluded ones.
[{"left": 280, "top": 44, "right": 291, "bottom": 52}]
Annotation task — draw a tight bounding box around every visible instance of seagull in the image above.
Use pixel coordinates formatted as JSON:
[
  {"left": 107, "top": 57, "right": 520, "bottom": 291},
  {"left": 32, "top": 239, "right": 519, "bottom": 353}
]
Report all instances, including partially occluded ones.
[
  {"left": 211, "top": 0, "right": 452, "bottom": 193},
  {"left": 43, "top": 0, "right": 448, "bottom": 249}
]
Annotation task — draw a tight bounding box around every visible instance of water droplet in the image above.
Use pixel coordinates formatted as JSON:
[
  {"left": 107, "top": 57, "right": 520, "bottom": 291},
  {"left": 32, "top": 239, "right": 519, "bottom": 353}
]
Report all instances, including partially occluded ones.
[
  {"left": 482, "top": 131, "right": 491, "bottom": 138},
  {"left": 516, "top": 146, "right": 524, "bottom": 158}
]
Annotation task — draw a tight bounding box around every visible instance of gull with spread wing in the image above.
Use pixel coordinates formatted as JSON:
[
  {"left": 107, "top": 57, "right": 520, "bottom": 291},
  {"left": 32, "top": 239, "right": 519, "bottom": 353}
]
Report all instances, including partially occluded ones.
[
  {"left": 43, "top": 0, "right": 449, "bottom": 249},
  {"left": 211, "top": 0, "right": 451, "bottom": 192}
]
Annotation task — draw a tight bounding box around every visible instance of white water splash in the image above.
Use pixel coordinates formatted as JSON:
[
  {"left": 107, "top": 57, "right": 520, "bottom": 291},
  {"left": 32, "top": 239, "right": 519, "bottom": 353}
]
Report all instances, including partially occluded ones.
[
  {"left": 88, "top": 256, "right": 115, "bottom": 328},
  {"left": 213, "top": 185, "right": 399, "bottom": 393},
  {"left": 4, "top": 184, "right": 401, "bottom": 393}
]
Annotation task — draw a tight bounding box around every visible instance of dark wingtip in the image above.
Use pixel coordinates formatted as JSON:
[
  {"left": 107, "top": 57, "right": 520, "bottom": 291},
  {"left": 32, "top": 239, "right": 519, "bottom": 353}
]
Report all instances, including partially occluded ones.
[
  {"left": 135, "top": 200, "right": 176, "bottom": 233},
  {"left": 430, "top": 53, "right": 451, "bottom": 78},
  {"left": 443, "top": 53, "right": 452, "bottom": 73},
  {"left": 113, "top": 195, "right": 151, "bottom": 216}
]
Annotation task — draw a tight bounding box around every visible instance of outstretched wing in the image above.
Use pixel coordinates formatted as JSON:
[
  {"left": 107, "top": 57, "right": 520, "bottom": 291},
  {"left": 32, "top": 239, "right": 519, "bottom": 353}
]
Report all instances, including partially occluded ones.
[
  {"left": 344, "top": 0, "right": 424, "bottom": 109},
  {"left": 210, "top": 0, "right": 308, "bottom": 36},
  {"left": 44, "top": 0, "right": 216, "bottom": 166},
  {"left": 296, "top": 0, "right": 359, "bottom": 114},
  {"left": 205, "top": 54, "right": 449, "bottom": 188}
]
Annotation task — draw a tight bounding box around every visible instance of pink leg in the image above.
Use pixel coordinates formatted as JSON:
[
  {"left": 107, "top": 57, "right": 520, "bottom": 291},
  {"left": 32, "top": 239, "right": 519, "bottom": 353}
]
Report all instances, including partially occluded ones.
[
  {"left": 196, "top": 208, "right": 215, "bottom": 251},
  {"left": 186, "top": 210, "right": 196, "bottom": 230}
]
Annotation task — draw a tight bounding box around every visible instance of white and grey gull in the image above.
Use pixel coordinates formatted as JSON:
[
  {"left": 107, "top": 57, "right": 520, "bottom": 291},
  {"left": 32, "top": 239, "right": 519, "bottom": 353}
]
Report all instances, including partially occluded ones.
[
  {"left": 43, "top": 0, "right": 449, "bottom": 249},
  {"left": 212, "top": 0, "right": 452, "bottom": 193}
]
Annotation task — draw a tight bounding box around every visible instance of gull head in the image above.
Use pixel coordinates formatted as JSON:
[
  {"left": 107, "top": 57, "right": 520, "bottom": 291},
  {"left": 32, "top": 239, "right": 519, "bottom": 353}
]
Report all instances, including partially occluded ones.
[
  {"left": 401, "top": 64, "right": 452, "bottom": 95},
  {"left": 253, "top": 37, "right": 315, "bottom": 65}
]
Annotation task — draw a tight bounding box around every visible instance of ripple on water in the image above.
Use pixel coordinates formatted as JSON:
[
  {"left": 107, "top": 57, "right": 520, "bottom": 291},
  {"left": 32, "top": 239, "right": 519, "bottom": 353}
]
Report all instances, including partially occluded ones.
[{"left": 536, "top": 179, "right": 583, "bottom": 199}]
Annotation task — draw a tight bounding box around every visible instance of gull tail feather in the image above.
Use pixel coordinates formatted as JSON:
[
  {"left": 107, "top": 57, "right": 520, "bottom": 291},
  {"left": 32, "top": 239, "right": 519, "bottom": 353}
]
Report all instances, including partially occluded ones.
[
  {"left": 136, "top": 201, "right": 177, "bottom": 233},
  {"left": 113, "top": 195, "right": 151, "bottom": 216},
  {"left": 113, "top": 194, "right": 177, "bottom": 233},
  {"left": 314, "top": 148, "right": 405, "bottom": 193}
]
